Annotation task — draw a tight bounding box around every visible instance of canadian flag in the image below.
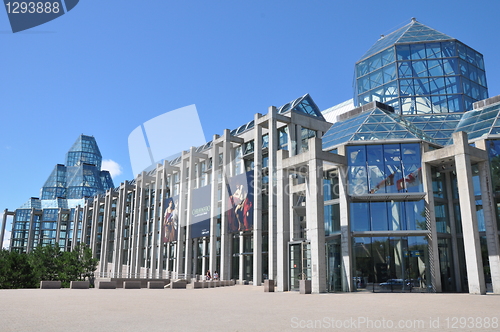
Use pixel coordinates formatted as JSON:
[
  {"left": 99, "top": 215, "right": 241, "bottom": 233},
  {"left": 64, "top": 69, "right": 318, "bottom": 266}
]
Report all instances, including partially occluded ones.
[{"left": 397, "top": 167, "right": 422, "bottom": 191}]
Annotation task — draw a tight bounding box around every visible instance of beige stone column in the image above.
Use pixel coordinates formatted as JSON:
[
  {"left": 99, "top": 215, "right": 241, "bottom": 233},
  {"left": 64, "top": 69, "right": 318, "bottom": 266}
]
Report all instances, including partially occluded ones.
[{"left": 454, "top": 133, "right": 486, "bottom": 294}]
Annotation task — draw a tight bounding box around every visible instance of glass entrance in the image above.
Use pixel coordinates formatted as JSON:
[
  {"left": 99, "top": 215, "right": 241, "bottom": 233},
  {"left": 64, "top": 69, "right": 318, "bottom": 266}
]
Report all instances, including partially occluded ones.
[
  {"left": 326, "top": 238, "right": 342, "bottom": 292},
  {"left": 289, "top": 242, "right": 310, "bottom": 291},
  {"left": 353, "top": 236, "right": 430, "bottom": 292}
]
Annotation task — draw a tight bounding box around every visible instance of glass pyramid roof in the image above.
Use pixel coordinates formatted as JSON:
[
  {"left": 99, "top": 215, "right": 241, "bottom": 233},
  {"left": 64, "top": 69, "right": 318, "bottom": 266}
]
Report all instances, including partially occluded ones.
[
  {"left": 407, "top": 114, "right": 463, "bottom": 146},
  {"left": 449, "top": 101, "right": 500, "bottom": 144},
  {"left": 359, "top": 19, "right": 454, "bottom": 62},
  {"left": 322, "top": 107, "right": 437, "bottom": 150},
  {"left": 66, "top": 135, "right": 102, "bottom": 169},
  {"left": 277, "top": 93, "right": 325, "bottom": 120}
]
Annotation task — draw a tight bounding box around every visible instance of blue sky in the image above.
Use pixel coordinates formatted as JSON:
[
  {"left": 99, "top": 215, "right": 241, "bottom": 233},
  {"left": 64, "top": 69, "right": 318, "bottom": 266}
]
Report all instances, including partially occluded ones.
[{"left": 2, "top": 0, "right": 500, "bottom": 245}]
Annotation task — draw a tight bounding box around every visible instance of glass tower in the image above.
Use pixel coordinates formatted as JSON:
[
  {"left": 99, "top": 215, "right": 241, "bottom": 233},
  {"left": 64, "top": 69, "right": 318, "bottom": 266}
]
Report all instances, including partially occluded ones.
[
  {"left": 355, "top": 18, "right": 488, "bottom": 115},
  {"left": 10, "top": 135, "right": 114, "bottom": 252}
]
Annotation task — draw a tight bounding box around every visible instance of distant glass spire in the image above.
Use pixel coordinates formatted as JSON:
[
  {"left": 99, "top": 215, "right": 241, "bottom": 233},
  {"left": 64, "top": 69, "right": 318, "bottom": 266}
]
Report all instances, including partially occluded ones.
[{"left": 37, "top": 134, "right": 114, "bottom": 207}]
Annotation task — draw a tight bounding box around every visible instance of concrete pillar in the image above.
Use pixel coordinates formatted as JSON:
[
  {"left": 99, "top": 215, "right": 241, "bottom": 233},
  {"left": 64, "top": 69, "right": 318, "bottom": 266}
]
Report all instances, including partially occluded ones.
[
  {"left": 268, "top": 107, "right": 278, "bottom": 282},
  {"left": 477, "top": 160, "right": 500, "bottom": 294},
  {"left": 209, "top": 137, "right": 219, "bottom": 278},
  {"left": 306, "top": 138, "right": 327, "bottom": 293},
  {"left": 253, "top": 114, "right": 263, "bottom": 286},
  {"left": 276, "top": 150, "right": 290, "bottom": 291},
  {"left": 454, "top": 133, "right": 486, "bottom": 294},
  {"left": 71, "top": 206, "right": 81, "bottom": 250},
  {"left": 113, "top": 185, "right": 126, "bottom": 278},
  {"left": 1, "top": 209, "right": 8, "bottom": 249},
  {"left": 184, "top": 148, "right": 196, "bottom": 277},
  {"left": 132, "top": 176, "right": 145, "bottom": 278},
  {"left": 337, "top": 145, "right": 353, "bottom": 292},
  {"left": 296, "top": 125, "right": 302, "bottom": 155},
  {"left": 99, "top": 192, "right": 111, "bottom": 276},
  {"left": 202, "top": 237, "right": 207, "bottom": 277},
  {"left": 287, "top": 123, "right": 296, "bottom": 156},
  {"left": 26, "top": 208, "right": 36, "bottom": 253},
  {"left": 421, "top": 160, "right": 442, "bottom": 292},
  {"left": 239, "top": 232, "right": 244, "bottom": 282},
  {"left": 55, "top": 208, "right": 62, "bottom": 247},
  {"left": 220, "top": 130, "right": 232, "bottom": 280}
]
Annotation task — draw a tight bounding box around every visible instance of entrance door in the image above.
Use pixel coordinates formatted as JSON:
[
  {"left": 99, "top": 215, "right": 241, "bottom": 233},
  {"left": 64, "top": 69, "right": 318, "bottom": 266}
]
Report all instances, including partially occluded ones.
[{"left": 326, "top": 239, "right": 342, "bottom": 292}]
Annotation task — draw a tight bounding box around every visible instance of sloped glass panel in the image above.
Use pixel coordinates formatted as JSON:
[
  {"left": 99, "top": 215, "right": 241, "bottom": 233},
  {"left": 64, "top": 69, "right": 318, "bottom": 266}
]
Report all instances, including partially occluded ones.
[
  {"left": 357, "top": 60, "right": 369, "bottom": 78},
  {"left": 368, "top": 53, "right": 382, "bottom": 72},
  {"left": 427, "top": 60, "right": 444, "bottom": 76},
  {"left": 383, "top": 63, "right": 397, "bottom": 83},
  {"left": 410, "top": 43, "right": 426, "bottom": 60},
  {"left": 426, "top": 42, "right": 442, "bottom": 58},
  {"left": 398, "top": 61, "right": 413, "bottom": 78},
  {"left": 445, "top": 76, "right": 460, "bottom": 94},
  {"left": 369, "top": 70, "right": 383, "bottom": 87},
  {"left": 441, "top": 41, "right": 456, "bottom": 57},
  {"left": 429, "top": 77, "right": 446, "bottom": 95},
  {"left": 442, "top": 58, "right": 458, "bottom": 75},
  {"left": 396, "top": 44, "right": 411, "bottom": 60},
  {"left": 414, "top": 78, "right": 429, "bottom": 95},
  {"left": 412, "top": 61, "right": 428, "bottom": 77},
  {"left": 381, "top": 47, "right": 395, "bottom": 66},
  {"left": 399, "top": 79, "right": 414, "bottom": 96},
  {"left": 447, "top": 95, "right": 463, "bottom": 112}
]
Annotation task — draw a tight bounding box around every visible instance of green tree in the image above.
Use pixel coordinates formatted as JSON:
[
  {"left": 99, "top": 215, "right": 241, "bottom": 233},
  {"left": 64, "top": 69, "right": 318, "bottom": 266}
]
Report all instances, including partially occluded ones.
[
  {"left": 0, "top": 249, "right": 37, "bottom": 289},
  {"left": 29, "top": 244, "right": 63, "bottom": 282}
]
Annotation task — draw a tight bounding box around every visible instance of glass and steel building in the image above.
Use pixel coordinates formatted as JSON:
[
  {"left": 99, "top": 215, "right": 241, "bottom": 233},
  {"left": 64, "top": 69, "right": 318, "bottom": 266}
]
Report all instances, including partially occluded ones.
[
  {"left": 3, "top": 20, "right": 500, "bottom": 295},
  {"left": 4, "top": 135, "right": 114, "bottom": 253},
  {"left": 355, "top": 18, "right": 488, "bottom": 145}
]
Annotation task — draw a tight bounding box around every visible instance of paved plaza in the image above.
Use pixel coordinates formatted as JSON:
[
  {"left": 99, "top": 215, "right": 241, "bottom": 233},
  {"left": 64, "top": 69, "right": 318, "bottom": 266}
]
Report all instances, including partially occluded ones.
[{"left": 1, "top": 285, "right": 500, "bottom": 331}]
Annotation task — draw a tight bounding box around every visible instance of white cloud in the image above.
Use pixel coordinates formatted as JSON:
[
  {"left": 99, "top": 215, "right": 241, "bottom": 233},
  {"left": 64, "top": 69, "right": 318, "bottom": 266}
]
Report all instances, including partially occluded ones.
[{"left": 102, "top": 159, "right": 123, "bottom": 179}]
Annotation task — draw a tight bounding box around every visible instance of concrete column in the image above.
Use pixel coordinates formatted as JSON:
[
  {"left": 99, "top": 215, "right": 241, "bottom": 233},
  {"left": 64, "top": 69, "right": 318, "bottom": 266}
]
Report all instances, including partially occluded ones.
[
  {"left": 71, "top": 206, "right": 81, "bottom": 250},
  {"left": 296, "top": 125, "right": 302, "bottom": 154},
  {"left": 239, "top": 232, "right": 244, "bottom": 282},
  {"left": 337, "top": 145, "right": 353, "bottom": 292},
  {"left": 202, "top": 237, "right": 207, "bottom": 277},
  {"left": 184, "top": 148, "right": 196, "bottom": 277},
  {"left": 132, "top": 176, "right": 145, "bottom": 278},
  {"left": 90, "top": 198, "right": 100, "bottom": 260},
  {"left": 55, "top": 208, "right": 62, "bottom": 247},
  {"left": 287, "top": 123, "right": 297, "bottom": 156},
  {"left": 81, "top": 204, "right": 90, "bottom": 247},
  {"left": 276, "top": 150, "right": 290, "bottom": 291},
  {"left": 113, "top": 186, "right": 127, "bottom": 278},
  {"left": 1, "top": 209, "right": 8, "bottom": 249},
  {"left": 477, "top": 160, "right": 500, "bottom": 294},
  {"left": 209, "top": 137, "right": 219, "bottom": 278},
  {"left": 253, "top": 115, "right": 263, "bottom": 286},
  {"left": 175, "top": 157, "right": 189, "bottom": 276},
  {"left": 306, "top": 139, "right": 327, "bottom": 293},
  {"left": 421, "top": 160, "right": 442, "bottom": 292},
  {"left": 220, "top": 131, "right": 232, "bottom": 280},
  {"left": 454, "top": 138, "right": 486, "bottom": 294},
  {"left": 99, "top": 193, "right": 111, "bottom": 276},
  {"left": 268, "top": 107, "right": 278, "bottom": 282},
  {"left": 26, "top": 208, "right": 36, "bottom": 253}
]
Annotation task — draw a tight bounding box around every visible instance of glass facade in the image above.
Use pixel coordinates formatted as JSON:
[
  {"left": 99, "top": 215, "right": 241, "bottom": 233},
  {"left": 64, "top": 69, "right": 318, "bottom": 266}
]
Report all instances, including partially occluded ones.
[
  {"left": 356, "top": 20, "right": 488, "bottom": 115},
  {"left": 10, "top": 135, "right": 114, "bottom": 253}
]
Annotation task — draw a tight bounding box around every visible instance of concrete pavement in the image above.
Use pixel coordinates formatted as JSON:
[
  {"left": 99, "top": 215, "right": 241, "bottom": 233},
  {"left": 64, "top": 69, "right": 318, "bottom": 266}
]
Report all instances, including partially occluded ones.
[{"left": 1, "top": 285, "right": 499, "bottom": 331}]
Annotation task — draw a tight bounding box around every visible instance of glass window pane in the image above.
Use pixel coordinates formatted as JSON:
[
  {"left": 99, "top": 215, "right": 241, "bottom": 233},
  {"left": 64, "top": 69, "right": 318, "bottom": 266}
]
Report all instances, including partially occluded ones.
[
  {"left": 371, "top": 202, "right": 388, "bottom": 231},
  {"left": 441, "top": 41, "right": 456, "bottom": 57},
  {"left": 396, "top": 44, "right": 411, "bottom": 60},
  {"left": 351, "top": 202, "right": 370, "bottom": 231}
]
